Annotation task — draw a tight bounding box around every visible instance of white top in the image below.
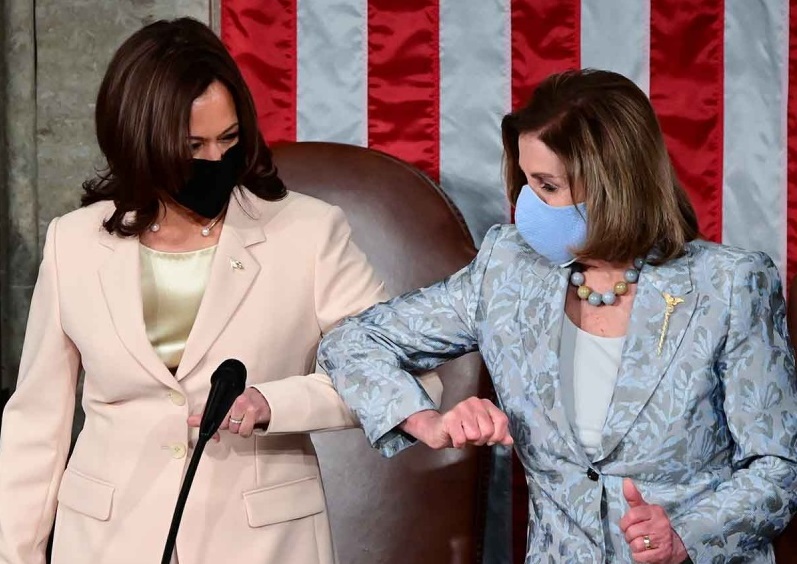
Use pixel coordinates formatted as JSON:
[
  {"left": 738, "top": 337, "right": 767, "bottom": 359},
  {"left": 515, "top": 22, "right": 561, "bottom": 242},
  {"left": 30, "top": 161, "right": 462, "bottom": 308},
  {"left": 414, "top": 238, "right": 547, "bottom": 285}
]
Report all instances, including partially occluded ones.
[
  {"left": 140, "top": 244, "right": 217, "bottom": 370},
  {"left": 559, "top": 315, "right": 625, "bottom": 459}
]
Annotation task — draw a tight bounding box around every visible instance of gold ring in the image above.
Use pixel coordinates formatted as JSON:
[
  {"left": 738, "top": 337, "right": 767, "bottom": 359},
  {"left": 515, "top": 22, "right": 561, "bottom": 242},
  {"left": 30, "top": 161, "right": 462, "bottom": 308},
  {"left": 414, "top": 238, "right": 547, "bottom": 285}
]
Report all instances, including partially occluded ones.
[
  {"left": 229, "top": 416, "right": 244, "bottom": 425},
  {"left": 643, "top": 535, "right": 653, "bottom": 550}
]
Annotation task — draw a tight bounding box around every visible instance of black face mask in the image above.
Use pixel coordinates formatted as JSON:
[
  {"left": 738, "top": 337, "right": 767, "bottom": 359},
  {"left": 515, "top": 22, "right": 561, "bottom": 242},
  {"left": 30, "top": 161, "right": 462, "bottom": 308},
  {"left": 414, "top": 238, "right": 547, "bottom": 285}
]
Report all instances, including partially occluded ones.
[{"left": 174, "top": 143, "right": 244, "bottom": 219}]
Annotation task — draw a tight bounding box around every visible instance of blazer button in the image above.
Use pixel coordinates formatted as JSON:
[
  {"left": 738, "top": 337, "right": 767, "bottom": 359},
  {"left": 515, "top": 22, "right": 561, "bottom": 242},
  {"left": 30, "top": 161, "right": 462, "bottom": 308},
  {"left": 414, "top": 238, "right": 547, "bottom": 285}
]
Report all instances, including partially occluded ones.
[
  {"left": 171, "top": 444, "right": 187, "bottom": 459},
  {"left": 168, "top": 391, "right": 186, "bottom": 406},
  {"left": 586, "top": 468, "right": 599, "bottom": 482}
]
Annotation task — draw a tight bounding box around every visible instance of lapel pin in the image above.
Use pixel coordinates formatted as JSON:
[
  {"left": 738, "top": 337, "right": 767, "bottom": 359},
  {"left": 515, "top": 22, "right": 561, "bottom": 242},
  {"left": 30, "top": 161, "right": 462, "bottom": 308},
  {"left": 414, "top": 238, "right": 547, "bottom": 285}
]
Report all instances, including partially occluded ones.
[
  {"left": 230, "top": 258, "right": 244, "bottom": 271},
  {"left": 657, "top": 292, "right": 684, "bottom": 356}
]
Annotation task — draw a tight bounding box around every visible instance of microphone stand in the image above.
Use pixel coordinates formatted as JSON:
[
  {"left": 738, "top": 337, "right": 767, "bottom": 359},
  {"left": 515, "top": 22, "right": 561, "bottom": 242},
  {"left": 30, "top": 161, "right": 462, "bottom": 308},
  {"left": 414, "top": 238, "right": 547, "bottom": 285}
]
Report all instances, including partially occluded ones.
[
  {"left": 160, "top": 435, "right": 210, "bottom": 564},
  {"left": 159, "top": 358, "right": 245, "bottom": 563}
]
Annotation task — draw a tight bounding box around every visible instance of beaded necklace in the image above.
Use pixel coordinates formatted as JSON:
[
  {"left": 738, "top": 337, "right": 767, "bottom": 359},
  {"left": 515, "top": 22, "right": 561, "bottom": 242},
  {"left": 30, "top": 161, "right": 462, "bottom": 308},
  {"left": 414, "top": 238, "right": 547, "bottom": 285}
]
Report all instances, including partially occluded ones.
[{"left": 569, "top": 257, "right": 645, "bottom": 306}]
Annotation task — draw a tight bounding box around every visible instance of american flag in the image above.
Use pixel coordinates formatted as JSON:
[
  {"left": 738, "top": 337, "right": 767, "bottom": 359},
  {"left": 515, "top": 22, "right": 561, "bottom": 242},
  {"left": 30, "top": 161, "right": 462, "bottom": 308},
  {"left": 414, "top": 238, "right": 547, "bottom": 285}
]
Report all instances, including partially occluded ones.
[
  {"left": 220, "top": 2, "right": 797, "bottom": 559},
  {"left": 221, "top": 0, "right": 795, "bottom": 284}
]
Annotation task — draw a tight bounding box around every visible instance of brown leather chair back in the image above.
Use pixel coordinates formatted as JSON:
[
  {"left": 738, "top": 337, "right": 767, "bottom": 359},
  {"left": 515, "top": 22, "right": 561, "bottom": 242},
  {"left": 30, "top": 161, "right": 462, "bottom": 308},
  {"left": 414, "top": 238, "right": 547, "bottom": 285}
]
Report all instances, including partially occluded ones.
[
  {"left": 775, "top": 277, "right": 797, "bottom": 563},
  {"left": 272, "top": 141, "right": 493, "bottom": 564}
]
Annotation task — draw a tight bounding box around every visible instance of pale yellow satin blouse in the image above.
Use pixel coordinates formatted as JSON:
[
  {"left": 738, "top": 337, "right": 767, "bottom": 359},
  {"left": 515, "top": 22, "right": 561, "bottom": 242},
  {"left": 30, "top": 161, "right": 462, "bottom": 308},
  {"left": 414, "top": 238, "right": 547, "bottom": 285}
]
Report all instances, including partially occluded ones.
[{"left": 140, "top": 244, "right": 216, "bottom": 370}]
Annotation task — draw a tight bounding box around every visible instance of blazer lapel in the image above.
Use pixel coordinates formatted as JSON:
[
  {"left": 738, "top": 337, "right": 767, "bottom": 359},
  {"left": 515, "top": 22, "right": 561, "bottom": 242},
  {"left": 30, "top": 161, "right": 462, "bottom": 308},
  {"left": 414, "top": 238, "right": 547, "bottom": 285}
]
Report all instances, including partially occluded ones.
[
  {"left": 519, "top": 253, "right": 586, "bottom": 462},
  {"left": 594, "top": 249, "right": 699, "bottom": 462},
  {"left": 175, "top": 195, "right": 265, "bottom": 380},
  {"left": 98, "top": 233, "right": 178, "bottom": 389}
]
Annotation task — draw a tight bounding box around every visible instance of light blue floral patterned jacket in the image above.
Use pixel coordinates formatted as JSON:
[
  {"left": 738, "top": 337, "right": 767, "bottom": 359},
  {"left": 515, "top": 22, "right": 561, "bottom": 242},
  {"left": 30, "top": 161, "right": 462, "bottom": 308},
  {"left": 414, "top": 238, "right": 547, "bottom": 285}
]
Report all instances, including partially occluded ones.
[{"left": 318, "top": 225, "right": 797, "bottom": 563}]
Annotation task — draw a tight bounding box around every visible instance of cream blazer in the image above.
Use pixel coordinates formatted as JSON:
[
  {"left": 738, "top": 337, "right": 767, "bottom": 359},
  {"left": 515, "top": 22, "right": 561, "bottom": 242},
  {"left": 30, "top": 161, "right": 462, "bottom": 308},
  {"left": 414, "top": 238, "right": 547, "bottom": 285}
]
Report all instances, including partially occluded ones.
[{"left": 0, "top": 190, "right": 433, "bottom": 564}]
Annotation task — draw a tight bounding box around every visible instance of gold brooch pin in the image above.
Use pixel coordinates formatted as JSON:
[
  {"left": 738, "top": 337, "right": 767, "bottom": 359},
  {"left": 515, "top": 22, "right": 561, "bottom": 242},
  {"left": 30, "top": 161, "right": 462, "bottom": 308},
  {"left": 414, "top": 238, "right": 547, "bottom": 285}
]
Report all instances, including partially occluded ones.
[
  {"left": 230, "top": 258, "right": 244, "bottom": 271},
  {"left": 657, "top": 292, "right": 684, "bottom": 356}
]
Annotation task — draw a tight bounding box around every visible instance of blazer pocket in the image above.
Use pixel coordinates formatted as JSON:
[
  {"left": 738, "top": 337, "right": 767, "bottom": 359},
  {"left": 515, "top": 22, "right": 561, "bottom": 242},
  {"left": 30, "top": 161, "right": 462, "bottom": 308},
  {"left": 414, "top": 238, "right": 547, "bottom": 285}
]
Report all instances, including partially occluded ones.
[
  {"left": 243, "top": 475, "right": 325, "bottom": 528},
  {"left": 57, "top": 467, "right": 115, "bottom": 521}
]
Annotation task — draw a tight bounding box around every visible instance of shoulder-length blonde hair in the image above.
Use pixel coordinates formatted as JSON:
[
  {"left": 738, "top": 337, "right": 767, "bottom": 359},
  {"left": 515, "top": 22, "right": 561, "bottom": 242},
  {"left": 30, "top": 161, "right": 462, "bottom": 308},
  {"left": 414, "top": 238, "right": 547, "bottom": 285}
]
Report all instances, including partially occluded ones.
[{"left": 502, "top": 69, "right": 698, "bottom": 264}]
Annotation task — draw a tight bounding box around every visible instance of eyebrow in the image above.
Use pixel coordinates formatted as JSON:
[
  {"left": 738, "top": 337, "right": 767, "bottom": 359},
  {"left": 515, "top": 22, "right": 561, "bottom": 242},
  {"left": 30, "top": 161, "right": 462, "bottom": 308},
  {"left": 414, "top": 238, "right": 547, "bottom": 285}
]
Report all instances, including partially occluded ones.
[
  {"left": 189, "top": 123, "right": 239, "bottom": 140},
  {"left": 529, "top": 172, "right": 567, "bottom": 182}
]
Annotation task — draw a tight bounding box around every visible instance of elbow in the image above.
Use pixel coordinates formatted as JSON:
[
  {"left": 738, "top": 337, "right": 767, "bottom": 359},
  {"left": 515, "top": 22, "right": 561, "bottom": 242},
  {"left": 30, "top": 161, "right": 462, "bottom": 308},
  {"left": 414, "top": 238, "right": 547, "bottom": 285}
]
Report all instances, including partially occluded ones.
[{"left": 317, "top": 319, "right": 357, "bottom": 371}]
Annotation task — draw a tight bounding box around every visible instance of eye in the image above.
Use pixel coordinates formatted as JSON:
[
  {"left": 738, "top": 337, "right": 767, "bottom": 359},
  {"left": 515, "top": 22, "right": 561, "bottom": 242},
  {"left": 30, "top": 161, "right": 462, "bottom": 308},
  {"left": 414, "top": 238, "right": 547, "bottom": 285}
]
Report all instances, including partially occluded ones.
[
  {"left": 220, "top": 132, "right": 239, "bottom": 144},
  {"left": 541, "top": 182, "right": 558, "bottom": 193},
  {"left": 189, "top": 141, "right": 203, "bottom": 152}
]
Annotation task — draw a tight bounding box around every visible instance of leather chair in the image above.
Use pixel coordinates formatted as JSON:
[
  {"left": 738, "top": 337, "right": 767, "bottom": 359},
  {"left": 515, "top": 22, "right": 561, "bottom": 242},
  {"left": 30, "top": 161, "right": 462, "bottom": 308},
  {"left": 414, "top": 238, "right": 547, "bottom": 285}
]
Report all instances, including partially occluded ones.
[
  {"left": 272, "top": 141, "right": 494, "bottom": 564},
  {"left": 775, "top": 276, "right": 797, "bottom": 563}
]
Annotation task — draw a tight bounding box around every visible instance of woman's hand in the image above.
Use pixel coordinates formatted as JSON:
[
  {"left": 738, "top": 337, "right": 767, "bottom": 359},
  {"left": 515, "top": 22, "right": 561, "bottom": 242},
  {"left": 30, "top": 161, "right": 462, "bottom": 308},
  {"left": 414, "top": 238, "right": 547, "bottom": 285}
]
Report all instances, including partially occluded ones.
[
  {"left": 187, "top": 387, "right": 272, "bottom": 439},
  {"left": 399, "top": 396, "right": 513, "bottom": 449},
  {"left": 620, "top": 478, "right": 689, "bottom": 563}
]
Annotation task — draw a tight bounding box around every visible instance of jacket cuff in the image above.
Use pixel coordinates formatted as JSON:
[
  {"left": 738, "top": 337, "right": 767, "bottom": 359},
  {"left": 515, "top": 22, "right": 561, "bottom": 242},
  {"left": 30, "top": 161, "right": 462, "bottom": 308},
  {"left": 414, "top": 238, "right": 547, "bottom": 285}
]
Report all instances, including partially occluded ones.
[
  {"left": 250, "top": 380, "right": 310, "bottom": 435},
  {"left": 366, "top": 390, "right": 437, "bottom": 457}
]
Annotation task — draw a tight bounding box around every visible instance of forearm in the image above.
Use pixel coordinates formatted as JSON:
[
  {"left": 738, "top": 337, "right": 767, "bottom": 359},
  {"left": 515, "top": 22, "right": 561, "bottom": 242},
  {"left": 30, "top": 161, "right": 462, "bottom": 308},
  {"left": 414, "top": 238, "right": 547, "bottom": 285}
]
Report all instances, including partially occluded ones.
[
  {"left": 0, "top": 347, "right": 79, "bottom": 563},
  {"left": 252, "top": 373, "right": 360, "bottom": 435},
  {"left": 0, "top": 217, "right": 80, "bottom": 563},
  {"left": 398, "top": 409, "right": 440, "bottom": 436},
  {"left": 674, "top": 252, "right": 797, "bottom": 560},
  {"left": 319, "top": 230, "right": 503, "bottom": 456},
  {"left": 670, "top": 456, "right": 797, "bottom": 562}
]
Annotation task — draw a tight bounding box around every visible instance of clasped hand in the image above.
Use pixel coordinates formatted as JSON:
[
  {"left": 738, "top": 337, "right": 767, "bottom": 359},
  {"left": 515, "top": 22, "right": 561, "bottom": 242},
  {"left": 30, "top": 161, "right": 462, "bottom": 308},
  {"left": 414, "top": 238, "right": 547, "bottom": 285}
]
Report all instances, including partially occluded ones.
[
  {"left": 401, "top": 396, "right": 514, "bottom": 449},
  {"left": 187, "top": 387, "right": 271, "bottom": 439}
]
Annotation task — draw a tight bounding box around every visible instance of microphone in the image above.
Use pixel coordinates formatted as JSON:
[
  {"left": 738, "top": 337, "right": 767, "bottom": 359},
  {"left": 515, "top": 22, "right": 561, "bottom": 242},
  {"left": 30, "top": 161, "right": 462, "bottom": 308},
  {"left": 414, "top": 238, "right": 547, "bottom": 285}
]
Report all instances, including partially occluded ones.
[
  {"left": 199, "top": 358, "right": 247, "bottom": 441},
  {"left": 161, "top": 358, "right": 247, "bottom": 564}
]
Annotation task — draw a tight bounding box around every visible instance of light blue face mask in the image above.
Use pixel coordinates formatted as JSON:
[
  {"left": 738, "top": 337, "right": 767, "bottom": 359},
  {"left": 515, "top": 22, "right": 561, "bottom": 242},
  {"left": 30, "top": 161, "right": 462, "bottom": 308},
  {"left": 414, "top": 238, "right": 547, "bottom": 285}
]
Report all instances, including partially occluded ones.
[{"left": 515, "top": 184, "right": 587, "bottom": 266}]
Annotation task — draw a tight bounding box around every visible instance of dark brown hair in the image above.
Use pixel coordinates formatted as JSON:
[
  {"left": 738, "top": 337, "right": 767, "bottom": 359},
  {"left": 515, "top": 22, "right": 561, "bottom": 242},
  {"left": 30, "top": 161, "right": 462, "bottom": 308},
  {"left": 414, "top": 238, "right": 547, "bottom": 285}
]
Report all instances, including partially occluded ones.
[
  {"left": 502, "top": 69, "right": 699, "bottom": 264},
  {"left": 81, "top": 17, "right": 286, "bottom": 235}
]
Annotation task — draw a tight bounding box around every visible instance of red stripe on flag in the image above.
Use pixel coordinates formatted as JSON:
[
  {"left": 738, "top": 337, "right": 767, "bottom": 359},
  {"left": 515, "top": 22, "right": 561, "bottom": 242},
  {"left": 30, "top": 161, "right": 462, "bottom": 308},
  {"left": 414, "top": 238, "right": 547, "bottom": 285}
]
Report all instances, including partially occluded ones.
[
  {"left": 649, "top": 0, "right": 724, "bottom": 244},
  {"left": 511, "top": 0, "right": 581, "bottom": 563},
  {"left": 511, "top": 0, "right": 581, "bottom": 110},
  {"left": 509, "top": 2, "right": 580, "bottom": 561},
  {"left": 787, "top": 0, "right": 797, "bottom": 285},
  {"left": 367, "top": 0, "right": 440, "bottom": 181},
  {"left": 221, "top": 0, "right": 297, "bottom": 143}
]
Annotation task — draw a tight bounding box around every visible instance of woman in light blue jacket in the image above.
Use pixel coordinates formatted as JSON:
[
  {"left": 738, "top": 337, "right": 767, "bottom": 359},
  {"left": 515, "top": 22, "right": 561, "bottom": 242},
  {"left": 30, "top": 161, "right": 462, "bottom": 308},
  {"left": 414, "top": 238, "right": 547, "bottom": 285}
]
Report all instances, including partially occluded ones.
[{"left": 318, "top": 69, "right": 797, "bottom": 563}]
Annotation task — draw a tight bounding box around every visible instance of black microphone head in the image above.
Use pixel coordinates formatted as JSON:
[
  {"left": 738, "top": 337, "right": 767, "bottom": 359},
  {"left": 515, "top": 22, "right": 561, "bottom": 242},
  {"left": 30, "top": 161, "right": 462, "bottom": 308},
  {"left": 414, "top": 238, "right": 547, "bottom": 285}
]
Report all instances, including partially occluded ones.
[
  {"left": 210, "top": 358, "right": 247, "bottom": 393},
  {"left": 199, "top": 359, "right": 247, "bottom": 441}
]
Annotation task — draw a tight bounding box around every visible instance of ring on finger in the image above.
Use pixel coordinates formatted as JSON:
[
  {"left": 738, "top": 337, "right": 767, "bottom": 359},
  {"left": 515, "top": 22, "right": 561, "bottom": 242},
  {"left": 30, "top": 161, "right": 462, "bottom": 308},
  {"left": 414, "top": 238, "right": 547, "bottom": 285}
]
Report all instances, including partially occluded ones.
[
  {"left": 643, "top": 535, "right": 654, "bottom": 551},
  {"left": 229, "top": 415, "right": 244, "bottom": 425}
]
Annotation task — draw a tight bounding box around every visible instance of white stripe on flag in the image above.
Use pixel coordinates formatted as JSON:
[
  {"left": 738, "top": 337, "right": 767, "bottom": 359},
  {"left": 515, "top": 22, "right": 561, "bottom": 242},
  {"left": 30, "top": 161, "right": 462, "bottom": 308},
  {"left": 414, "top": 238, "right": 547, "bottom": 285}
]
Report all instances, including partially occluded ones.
[
  {"left": 439, "top": 0, "right": 511, "bottom": 244},
  {"left": 297, "top": 0, "right": 367, "bottom": 144},
  {"left": 580, "top": 0, "right": 650, "bottom": 94},
  {"left": 722, "top": 0, "right": 789, "bottom": 276}
]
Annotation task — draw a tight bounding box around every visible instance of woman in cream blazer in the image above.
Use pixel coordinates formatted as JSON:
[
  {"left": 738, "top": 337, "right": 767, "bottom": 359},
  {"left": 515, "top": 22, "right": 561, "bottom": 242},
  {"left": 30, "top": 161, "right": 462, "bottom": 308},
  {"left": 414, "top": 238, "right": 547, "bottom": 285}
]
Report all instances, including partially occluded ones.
[
  {"left": 0, "top": 17, "right": 439, "bottom": 564},
  {"left": 0, "top": 193, "right": 381, "bottom": 564}
]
